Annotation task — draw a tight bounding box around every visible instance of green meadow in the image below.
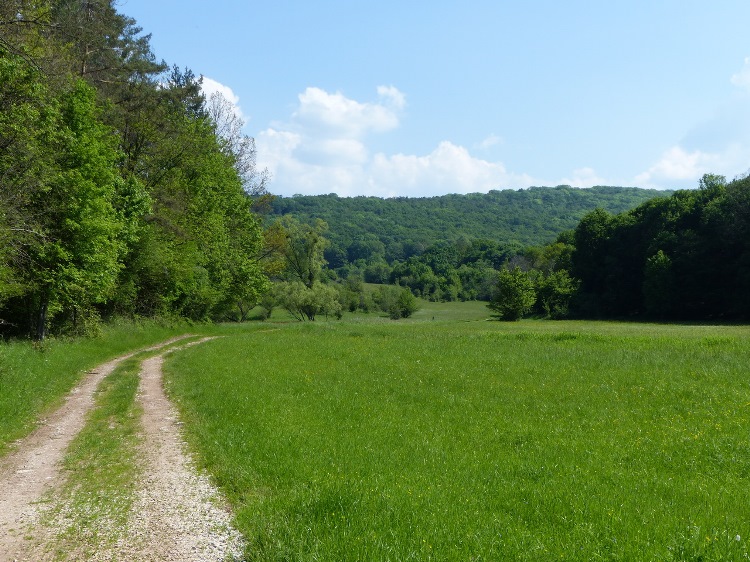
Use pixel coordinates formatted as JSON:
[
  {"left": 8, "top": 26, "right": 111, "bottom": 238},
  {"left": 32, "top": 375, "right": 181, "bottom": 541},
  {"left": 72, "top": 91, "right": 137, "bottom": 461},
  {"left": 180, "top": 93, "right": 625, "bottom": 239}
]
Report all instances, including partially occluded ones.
[
  {"left": 162, "top": 309, "right": 750, "bottom": 561},
  {"left": 2, "top": 305, "right": 750, "bottom": 560}
]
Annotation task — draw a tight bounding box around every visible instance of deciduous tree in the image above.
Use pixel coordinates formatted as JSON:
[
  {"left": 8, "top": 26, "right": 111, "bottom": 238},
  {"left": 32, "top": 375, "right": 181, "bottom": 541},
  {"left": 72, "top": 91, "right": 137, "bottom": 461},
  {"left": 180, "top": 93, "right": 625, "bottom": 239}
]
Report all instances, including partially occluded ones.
[
  {"left": 26, "top": 80, "right": 126, "bottom": 338},
  {"left": 488, "top": 266, "right": 536, "bottom": 321},
  {"left": 278, "top": 216, "right": 329, "bottom": 288}
]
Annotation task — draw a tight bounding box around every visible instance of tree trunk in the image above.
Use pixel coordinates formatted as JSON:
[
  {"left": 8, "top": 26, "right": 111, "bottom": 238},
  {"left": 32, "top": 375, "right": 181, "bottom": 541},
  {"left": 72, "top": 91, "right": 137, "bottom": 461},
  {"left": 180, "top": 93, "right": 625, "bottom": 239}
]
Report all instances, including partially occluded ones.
[{"left": 36, "top": 295, "right": 48, "bottom": 341}]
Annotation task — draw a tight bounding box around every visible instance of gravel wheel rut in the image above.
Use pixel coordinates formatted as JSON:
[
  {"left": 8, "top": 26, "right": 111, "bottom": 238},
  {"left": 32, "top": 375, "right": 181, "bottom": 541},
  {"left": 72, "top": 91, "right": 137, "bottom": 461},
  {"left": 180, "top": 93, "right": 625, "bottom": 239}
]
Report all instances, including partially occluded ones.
[{"left": 0, "top": 336, "right": 244, "bottom": 562}]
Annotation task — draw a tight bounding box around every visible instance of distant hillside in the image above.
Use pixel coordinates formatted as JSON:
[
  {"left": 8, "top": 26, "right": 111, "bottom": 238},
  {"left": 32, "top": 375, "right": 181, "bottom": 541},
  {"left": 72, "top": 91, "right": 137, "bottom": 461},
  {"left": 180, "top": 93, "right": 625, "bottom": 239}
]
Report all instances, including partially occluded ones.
[{"left": 269, "top": 186, "right": 669, "bottom": 264}]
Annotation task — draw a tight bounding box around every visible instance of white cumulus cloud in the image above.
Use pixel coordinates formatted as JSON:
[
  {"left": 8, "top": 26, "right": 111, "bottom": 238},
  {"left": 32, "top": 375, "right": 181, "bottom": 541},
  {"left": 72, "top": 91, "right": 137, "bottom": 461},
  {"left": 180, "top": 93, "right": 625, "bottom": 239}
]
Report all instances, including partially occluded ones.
[
  {"left": 255, "top": 86, "right": 539, "bottom": 197},
  {"left": 635, "top": 58, "right": 750, "bottom": 189},
  {"left": 369, "top": 142, "right": 535, "bottom": 197},
  {"left": 293, "top": 86, "right": 402, "bottom": 137},
  {"left": 561, "top": 167, "right": 607, "bottom": 188},
  {"left": 636, "top": 144, "right": 750, "bottom": 188},
  {"left": 256, "top": 128, "right": 301, "bottom": 170},
  {"left": 295, "top": 138, "right": 369, "bottom": 166},
  {"left": 201, "top": 76, "right": 246, "bottom": 122},
  {"left": 377, "top": 85, "right": 406, "bottom": 110},
  {"left": 636, "top": 146, "right": 717, "bottom": 185}
]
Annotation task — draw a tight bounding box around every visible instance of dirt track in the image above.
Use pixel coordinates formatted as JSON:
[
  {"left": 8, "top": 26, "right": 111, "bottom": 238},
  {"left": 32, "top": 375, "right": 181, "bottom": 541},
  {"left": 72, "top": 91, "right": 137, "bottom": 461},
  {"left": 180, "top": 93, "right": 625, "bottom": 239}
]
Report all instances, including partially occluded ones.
[{"left": 0, "top": 336, "right": 243, "bottom": 562}]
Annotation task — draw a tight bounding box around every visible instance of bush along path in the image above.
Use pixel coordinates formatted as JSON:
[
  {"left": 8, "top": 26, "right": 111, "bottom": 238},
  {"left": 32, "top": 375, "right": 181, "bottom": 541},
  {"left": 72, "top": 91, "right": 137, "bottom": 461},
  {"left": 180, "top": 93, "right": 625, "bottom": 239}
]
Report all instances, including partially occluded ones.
[{"left": 0, "top": 336, "right": 244, "bottom": 562}]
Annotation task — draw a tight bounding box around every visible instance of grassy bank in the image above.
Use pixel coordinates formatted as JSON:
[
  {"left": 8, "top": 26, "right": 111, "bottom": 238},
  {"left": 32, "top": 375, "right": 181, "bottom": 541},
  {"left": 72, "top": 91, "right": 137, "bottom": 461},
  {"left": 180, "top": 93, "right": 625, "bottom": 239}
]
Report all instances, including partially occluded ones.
[
  {"left": 0, "top": 318, "right": 194, "bottom": 456},
  {"left": 165, "top": 317, "right": 750, "bottom": 561}
]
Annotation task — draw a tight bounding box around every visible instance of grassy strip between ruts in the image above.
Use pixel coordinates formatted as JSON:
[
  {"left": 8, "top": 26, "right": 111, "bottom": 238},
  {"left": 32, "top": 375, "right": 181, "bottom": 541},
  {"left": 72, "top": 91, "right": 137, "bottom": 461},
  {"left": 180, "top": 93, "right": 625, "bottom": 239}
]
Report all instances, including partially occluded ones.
[
  {"left": 0, "top": 318, "right": 197, "bottom": 457},
  {"left": 164, "top": 317, "right": 750, "bottom": 561},
  {"left": 35, "top": 356, "right": 146, "bottom": 560},
  {"left": 32, "top": 337, "right": 204, "bottom": 560}
]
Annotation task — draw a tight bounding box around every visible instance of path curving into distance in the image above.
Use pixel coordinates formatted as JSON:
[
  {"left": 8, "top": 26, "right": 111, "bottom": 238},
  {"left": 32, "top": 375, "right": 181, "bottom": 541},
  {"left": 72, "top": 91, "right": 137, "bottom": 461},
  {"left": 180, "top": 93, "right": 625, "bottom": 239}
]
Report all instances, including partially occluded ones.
[{"left": 0, "top": 336, "right": 243, "bottom": 562}]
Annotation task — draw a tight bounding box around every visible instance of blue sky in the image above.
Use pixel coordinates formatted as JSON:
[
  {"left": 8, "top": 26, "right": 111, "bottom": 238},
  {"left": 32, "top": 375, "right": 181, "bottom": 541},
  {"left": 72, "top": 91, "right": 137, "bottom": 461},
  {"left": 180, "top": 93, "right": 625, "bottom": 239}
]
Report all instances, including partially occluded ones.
[{"left": 120, "top": 0, "right": 750, "bottom": 198}]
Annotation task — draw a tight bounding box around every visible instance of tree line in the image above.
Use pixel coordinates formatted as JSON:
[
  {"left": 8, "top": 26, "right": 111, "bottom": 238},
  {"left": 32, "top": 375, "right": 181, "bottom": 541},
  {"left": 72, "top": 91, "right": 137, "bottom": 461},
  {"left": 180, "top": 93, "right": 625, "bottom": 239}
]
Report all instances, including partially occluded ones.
[
  {"left": 0, "top": 1, "right": 268, "bottom": 339},
  {"left": 272, "top": 173, "right": 750, "bottom": 323},
  {"left": 485, "top": 173, "right": 750, "bottom": 321},
  {"left": 269, "top": 185, "right": 667, "bottom": 268},
  {"left": 569, "top": 173, "right": 750, "bottom": 320},
  {"left": 267, "top": 185, "right": 673, "bottom": 310}
]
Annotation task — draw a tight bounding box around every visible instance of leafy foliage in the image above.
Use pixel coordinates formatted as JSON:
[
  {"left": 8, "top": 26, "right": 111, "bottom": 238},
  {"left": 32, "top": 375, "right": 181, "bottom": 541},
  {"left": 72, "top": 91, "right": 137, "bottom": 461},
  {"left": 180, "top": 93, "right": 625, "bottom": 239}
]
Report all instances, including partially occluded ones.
[
  {"left": 276, "top": 216, "right": 329, "bottom": 288},
  {"left": 268, "top": 186, "right": 667, "bottom": 309},
  {"left": 0, "top": 2, "right": 268, "bottom": 338},
  {"left": 570, "top": 173, "right": 750, "bottom": 320},
  {"left": 536, "top": 269, "right": 578, "bottom": 319},
  {"left": 372, "top": 285, "right": 420, "bottom": 319},
  {"left": 488, "top": 266, "right": 537, "bottom": 321},
  {"left": 275, "top": 281, "right": 342, "bottom": 321},
  {"left": 270, "top": 186, "right": 667, "bottom": 268}
]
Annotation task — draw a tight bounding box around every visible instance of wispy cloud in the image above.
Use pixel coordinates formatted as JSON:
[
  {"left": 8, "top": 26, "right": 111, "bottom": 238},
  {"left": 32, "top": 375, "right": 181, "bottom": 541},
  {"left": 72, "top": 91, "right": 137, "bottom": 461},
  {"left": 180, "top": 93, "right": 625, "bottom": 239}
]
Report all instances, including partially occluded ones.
[
  {"left": 731, "top": 57, "right": 750, "bottom": 92},
  {"left": 635, "top": 58, "right": 750, "bottom": 188},
  {"left": 476, "top": 134, "right": 502, "bottom": 150}
]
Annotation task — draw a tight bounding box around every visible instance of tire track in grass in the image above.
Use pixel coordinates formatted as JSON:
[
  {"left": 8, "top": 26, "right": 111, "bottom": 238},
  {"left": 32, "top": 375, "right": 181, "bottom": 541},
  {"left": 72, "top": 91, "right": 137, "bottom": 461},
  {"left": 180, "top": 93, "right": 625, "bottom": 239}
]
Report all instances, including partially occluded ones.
[
  {"left": 27, "top": 356, "right": 146, "bottom": 560},
  {"left": 105, "top": 339, "right": 244, "bottom": 561},
  {"left": 0, "top": 335, "right": 193, "bottom": 561}
]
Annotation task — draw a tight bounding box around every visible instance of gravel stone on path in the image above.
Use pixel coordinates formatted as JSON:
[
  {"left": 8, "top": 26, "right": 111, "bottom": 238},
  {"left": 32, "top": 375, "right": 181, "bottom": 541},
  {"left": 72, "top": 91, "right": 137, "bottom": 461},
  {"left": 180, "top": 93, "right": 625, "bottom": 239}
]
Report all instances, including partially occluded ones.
[{"left": 0, "top": 336, "right": 245, "bottom": 562}]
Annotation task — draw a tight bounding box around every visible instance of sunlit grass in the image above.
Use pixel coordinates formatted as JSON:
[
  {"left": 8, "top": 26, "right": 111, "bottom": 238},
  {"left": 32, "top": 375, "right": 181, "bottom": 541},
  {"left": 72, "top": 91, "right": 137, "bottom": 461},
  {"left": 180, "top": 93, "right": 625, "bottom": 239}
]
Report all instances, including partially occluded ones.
[{"left": 165, "top": 318, "right": 750, "bottom": 560}]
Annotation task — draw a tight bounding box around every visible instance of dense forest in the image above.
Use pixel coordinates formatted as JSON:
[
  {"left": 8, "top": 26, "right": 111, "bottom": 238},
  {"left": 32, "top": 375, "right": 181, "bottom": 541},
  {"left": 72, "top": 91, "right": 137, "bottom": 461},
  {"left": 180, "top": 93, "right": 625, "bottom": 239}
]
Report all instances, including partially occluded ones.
[
  {"left": 270, "top": 186, "right": 666, "bottom": 267},
  {"left": 267, "top": 187, "right": 671, "bottom": 304},
  {"left": 269, "top": 176, "right": 750, "bottom": 322},
  {"left": 0, "top": 1, "right": 268, "bottom": 339},
  {"left": 479, "top": 173, "right": 750, "bottom": 322},
  {"left": 342, "top": 173, "right": 750, "bottom": 322},
  {"left": 570, "top": 173, "right": 750, "bottom": 320}
]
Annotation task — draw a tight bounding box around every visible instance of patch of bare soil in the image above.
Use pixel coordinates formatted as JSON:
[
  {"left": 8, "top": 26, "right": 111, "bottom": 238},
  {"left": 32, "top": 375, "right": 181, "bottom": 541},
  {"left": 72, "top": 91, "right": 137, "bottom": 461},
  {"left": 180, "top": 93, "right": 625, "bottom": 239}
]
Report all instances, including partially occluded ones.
[{"left": 0, "top": 336, "right": 244, "bottom": 562}]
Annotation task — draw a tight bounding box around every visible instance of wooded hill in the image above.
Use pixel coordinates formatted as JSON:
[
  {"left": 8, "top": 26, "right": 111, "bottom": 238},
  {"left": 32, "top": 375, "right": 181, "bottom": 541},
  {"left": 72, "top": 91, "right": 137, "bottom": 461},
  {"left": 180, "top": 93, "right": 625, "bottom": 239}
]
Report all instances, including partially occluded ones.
[{"left": 269, "top": 186, "right": 669, "bottom": 267}]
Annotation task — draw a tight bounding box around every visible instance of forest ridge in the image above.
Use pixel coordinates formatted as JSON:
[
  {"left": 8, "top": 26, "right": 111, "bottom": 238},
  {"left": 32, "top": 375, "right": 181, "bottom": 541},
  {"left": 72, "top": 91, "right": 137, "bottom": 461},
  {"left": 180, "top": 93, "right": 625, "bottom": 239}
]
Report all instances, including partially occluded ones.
[
  {"left": 269, "top": 186, "right": 668, "bottom": 264},
  {"left": 267, "top": 176, "right": 750, "bottom": 321}
]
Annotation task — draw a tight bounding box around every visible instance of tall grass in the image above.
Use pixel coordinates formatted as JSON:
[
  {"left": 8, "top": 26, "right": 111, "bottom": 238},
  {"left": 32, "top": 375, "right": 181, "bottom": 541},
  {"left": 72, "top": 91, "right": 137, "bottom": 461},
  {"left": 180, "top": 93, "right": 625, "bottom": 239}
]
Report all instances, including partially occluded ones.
[
  {"left": 0, "top": 318, "right": 193, "bottom": 455},
  {"left": 165, "top": 319, "right": 750, "bottom": 561}
]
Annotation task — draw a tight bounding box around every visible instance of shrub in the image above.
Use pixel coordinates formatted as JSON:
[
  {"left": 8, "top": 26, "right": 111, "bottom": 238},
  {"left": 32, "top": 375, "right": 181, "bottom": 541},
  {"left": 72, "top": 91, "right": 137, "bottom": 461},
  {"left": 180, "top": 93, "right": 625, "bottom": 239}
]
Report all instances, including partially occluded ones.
[{"left": 488, "top": 266, "right": 536, "bottom": 321}]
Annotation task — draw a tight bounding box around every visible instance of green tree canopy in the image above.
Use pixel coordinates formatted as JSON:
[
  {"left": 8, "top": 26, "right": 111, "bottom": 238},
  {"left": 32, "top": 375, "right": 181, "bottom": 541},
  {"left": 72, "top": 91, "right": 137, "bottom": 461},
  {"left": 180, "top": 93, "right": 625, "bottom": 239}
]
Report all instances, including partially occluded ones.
[
  {"left": 0, "top": 2, "right": 269, "bottom": 337},
  {"left": 488, "top": 266, "right": 536, "bottom": 321},
  {"left": 570, "top": 173, "right": 750, "bottom": 320},
  {"left": 277, "top": 216, "right": 329, "bottom": 288}
]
